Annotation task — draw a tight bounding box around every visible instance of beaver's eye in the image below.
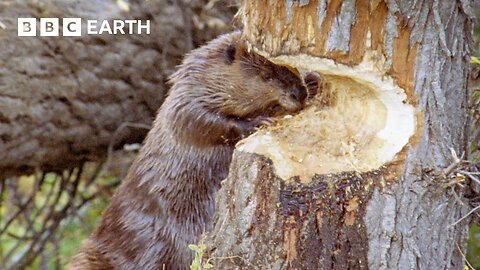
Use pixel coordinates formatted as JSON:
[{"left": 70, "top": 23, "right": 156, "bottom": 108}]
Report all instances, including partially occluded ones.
[{"left": 262, "top": 73, "right": 272, "bottom": 81}]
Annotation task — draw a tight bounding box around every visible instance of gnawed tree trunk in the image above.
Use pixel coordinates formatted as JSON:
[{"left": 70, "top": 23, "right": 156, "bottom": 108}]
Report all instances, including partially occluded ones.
[
  {"left": 204, "top": 1, "right": 474, "bottom": 269},
  {"left": 0, "top": 0, "right": 234, "bottom": 179}
]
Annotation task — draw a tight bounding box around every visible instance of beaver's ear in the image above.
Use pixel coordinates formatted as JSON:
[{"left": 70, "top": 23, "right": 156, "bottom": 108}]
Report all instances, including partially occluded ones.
[{"left": 225, "top": 44, "right": 236, "bottom": 65}]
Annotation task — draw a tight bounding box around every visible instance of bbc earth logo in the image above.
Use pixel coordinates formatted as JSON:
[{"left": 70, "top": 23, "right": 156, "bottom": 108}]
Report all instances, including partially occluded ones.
[{"left": 17, "top": 18, "right": 150, "bottom": 36}]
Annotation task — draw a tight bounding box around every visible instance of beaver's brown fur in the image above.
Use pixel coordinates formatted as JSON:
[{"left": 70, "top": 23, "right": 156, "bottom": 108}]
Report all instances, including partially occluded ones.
[{"left": 67, "top": 31, "right": 313, "bottom": 270}]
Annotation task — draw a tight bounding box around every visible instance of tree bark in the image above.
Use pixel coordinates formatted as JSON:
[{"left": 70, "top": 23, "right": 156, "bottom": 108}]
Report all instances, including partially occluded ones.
[
  {"left": 0, "top": 0, "right": 235, "bottom": 179},
  {"left": 204, "top": 1, "right": 474, "bottom": 269}
]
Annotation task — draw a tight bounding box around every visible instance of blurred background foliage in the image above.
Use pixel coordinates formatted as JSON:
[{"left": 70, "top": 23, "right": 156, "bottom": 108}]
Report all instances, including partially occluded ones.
[
  {"left": 0, "top": 151, "right": 135, "bottom": 269},
  {"left": 466, "top": 8, "right": 480, "bottom": 270}
]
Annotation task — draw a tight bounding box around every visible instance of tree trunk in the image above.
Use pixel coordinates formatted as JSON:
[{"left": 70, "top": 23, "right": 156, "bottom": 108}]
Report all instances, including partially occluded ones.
[
  {"left": 204, "top": 1, "right": 474, "bottom": 269},
  {"left": 0, "top": 0, "right": 234, "bottom": 179}
]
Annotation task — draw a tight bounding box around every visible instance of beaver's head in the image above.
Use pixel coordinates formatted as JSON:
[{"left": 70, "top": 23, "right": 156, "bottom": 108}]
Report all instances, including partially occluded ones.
[{"left": 221, "top": 43, "right": 309, "bottom": 118}]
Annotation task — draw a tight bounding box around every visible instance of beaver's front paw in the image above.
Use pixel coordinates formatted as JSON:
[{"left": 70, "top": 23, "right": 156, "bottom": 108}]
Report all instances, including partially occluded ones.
[
  {"left": 237, "top": 115, "right": 274, "bottom": 138},
  {"left": 304, "top": 72, "right": 322, "bottom": 99}
]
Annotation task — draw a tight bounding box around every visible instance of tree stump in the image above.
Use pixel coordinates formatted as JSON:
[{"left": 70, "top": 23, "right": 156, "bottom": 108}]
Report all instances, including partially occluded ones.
[{"left": 204, "top": 1, "right": 474, "bottom": 269}]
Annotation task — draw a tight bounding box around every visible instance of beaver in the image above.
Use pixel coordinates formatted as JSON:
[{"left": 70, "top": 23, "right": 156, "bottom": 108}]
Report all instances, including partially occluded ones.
[{"left": 67, "top": 31, "right": 318, "bottom": 270}]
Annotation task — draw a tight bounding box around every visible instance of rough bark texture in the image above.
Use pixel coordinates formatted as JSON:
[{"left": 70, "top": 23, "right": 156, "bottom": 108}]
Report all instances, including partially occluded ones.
[
  {"left": 205, "top": 1, "right": 474, "bottom": 269},
  {"left": 0, "top": 0, "right": 235, "bottom": 179}
]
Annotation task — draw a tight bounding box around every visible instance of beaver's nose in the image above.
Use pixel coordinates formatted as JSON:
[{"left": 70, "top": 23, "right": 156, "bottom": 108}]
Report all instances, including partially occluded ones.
[{"left": 289, "top": 86, "right": 307, "bottom": 103}]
